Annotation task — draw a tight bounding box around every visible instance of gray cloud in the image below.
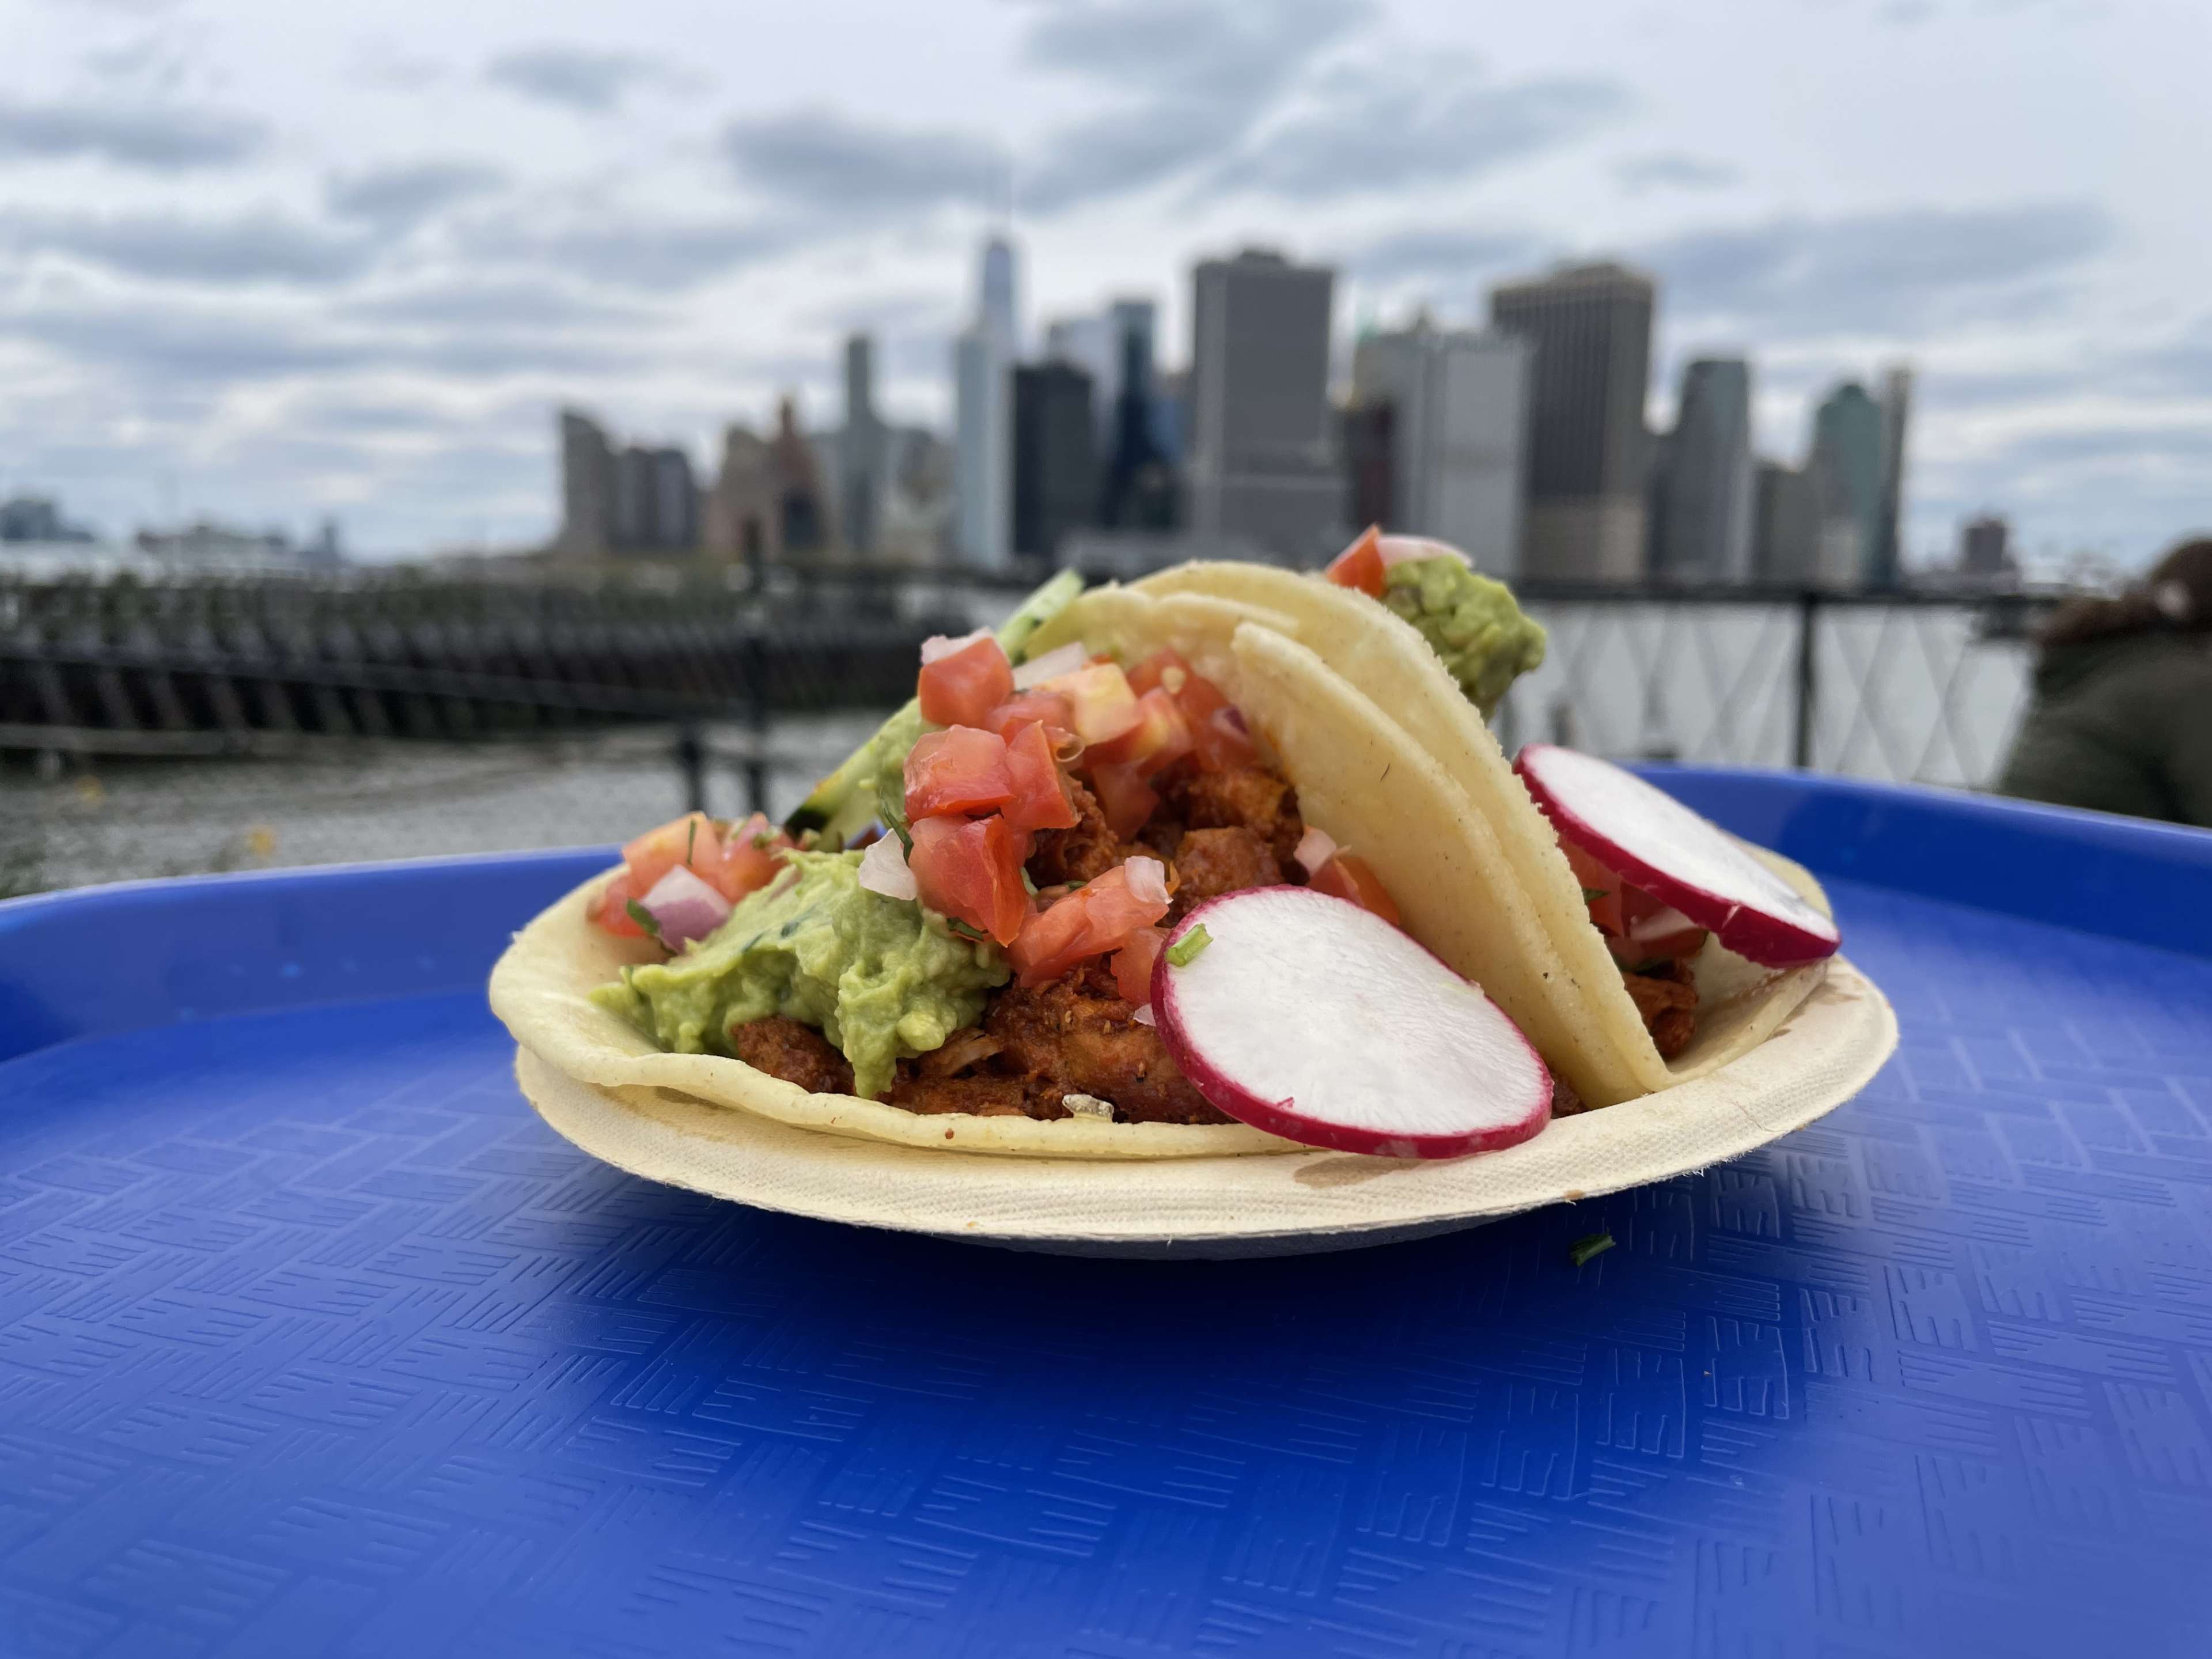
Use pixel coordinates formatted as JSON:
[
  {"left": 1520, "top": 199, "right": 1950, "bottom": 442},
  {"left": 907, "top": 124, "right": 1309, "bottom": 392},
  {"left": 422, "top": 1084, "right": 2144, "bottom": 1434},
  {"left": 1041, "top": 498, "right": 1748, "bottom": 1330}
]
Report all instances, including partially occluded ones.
[
  {"left": 1642, "top": 201, "right": 2115, "bottom": 335},
  {"left": 0, "top": 96, "right": 264, "bottom": 170},
  {"left": 722, "top": 109, "right": 1003, "bottom": 212},
  {"left": 1345, "top": 226, "right": 1541, "bottom": 288},
  {"left": 0, "top": 208, "right": 374, "bottom": 285},
  {"left": 343, "top": 275, "right": 655, "bottom": 331},
  {"left": 327, "top": 160, "right": 507, "bottom": 229},
  {"left": 484, "top": 46, "right": 661, "bottom": 113},
  {"left": 463, "top": 208, "right": 796, "bottom": 291},
  {"left": 1020, "top": 0, "right": 1375, "bottom": 212},
  {"left": 1206, "top": 58, "right": 1628, "bottom": 203},
  {"left": 1616, "top": 152, "right": 1740, "bottom": 193}
]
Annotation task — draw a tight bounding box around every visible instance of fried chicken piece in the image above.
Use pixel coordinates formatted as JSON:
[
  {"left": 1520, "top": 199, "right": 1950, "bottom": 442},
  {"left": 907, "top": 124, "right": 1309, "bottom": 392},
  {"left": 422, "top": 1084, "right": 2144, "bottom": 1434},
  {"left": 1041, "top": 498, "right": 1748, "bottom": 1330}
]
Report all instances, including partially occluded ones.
[
  {"left": 887, "top": 1071, "right": 1035, "bottom": 1116},
  {"left": 1027, "top": 777, "right": 1127, "bottom": 887},
  {"left": 731, "top": 1016, "right": 854, "bottom": 1094},
  {"left": 1170, "top": 825, "right": 1282, "bottom": 917},
  {"left": 1159, "top": 761, "right": 1304, "bottom": 866},
  {"left": 1622, "top": 960, "right": 1699, "bottom": 1060},
  {"left": 984, "top": 961, "right": 1231, "bottom": 1124}
]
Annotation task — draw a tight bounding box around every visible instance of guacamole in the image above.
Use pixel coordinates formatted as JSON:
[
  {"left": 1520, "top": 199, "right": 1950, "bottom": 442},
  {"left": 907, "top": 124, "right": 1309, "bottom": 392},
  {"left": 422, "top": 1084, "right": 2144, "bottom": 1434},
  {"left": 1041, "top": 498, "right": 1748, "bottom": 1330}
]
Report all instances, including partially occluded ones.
[
  {"left": 1381, "top": 556, "right": 1546, "bottom": 719},
  {"left": 591, "top": 850, "right": 1006, "bottom": 1099}
]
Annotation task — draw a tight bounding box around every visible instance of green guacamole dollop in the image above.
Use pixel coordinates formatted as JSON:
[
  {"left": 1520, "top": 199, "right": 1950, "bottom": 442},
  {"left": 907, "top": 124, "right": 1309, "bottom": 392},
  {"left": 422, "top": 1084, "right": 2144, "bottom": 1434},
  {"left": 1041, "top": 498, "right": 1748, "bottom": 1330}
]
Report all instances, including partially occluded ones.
[
  {"left": 1381, "top": 556, "right": 1547, "bottom": 719},
  {"left": 590, "top": 850, "right": 1007, "bottom": 1100}
]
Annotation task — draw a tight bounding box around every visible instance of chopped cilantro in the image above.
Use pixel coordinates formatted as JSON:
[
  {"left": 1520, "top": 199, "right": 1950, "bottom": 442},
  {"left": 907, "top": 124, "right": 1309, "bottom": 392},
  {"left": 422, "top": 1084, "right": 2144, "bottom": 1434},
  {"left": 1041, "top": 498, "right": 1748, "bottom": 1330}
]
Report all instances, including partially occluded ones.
[
  {"left": 1568, "top": 1231, "right": 1614, "bottom": 1267},
  {"left": 1166, "top": 925, "right": 1213, "bottom": 968},
  {"left": 686, "top": 819, "right": 698, "bottom": 864},
  {"left": 1581, "top": 887, "right": 1609, "bottom": 903},
  {"left": 624, "top": 899, "right": 661, "bottom": 938}
]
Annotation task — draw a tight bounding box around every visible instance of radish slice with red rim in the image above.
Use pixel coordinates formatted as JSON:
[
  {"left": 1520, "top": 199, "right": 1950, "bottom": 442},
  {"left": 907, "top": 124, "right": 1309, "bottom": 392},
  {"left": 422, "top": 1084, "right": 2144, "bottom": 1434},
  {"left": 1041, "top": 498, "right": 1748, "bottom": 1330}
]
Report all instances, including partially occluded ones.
[
  {"left": 1514, "top": 743, "right": 1839, "bottom": 968},
  {"left": 1150, "top": 885, "right": 1552, "bottom": 1159}
]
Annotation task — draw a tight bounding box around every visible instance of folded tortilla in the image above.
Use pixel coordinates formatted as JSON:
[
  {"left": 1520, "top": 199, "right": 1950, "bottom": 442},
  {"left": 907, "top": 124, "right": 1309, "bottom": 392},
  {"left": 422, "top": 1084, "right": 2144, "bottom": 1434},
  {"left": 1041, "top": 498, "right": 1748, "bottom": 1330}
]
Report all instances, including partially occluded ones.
[
  {"left": 495, "top": 589, "right": 1672, "bottom": 1156},
  {"left": 1116, "top": 563, "right": 1831, "bottom": 1107}
]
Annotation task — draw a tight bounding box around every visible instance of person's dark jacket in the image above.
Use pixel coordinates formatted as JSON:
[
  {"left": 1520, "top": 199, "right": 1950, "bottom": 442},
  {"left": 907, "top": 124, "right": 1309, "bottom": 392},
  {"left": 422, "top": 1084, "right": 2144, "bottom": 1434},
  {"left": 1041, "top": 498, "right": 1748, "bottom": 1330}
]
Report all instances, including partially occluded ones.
[{"left": 1998, "top": 632, "right": 2212, "bottom": 827}]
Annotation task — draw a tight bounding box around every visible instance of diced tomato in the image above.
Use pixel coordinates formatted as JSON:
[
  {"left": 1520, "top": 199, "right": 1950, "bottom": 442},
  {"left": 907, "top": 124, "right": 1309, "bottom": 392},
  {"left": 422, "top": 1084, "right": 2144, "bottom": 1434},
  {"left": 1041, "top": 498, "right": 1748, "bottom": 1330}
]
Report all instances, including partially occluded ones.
[
  {"left": 1110, "top": 925, "right": 1167, "bottom": 1005},
  {"left": 1310, "top": 852, "right": 1402, "bottom": 926},
  {"left": 908, "top": 813, "right": 1031, "bottom": 945},
  {"left": 904, "top": 726, "right": 1014, "bottom": 820},
  {"left": 981, "top": 689, "right": 1075, "bottom": 747},
  {"left": 623, "top": 810, "right": 718, "bottom": 892},
  {"left": 1088, "top": 760, "right": 1160, "bottom": 839},
  {"left": 591, "top": 869, "right": 648, "bottom": 937},
  {"left": 917, "top": 634, "right": 1014, "bottom": 729},
  {"left": 1089, "top": 687, "right": 1193, "bottom": 777},
  {"left": 1037, "top": 662, "right": 1142, "bottom": 746},
  {"left": 1560, "top": 840, "right": 1626, "bottom": 937},
  {"left": 1000, "top": 721, "right": 1080, "bottom": 833},
  {"left": 1323, "top": 525, "right": 1387, "bottom": 598},
  {"left": 687, "top": 811, "right": 784, "bottom": 902},
  {"left": 1188, "top": 702, "right": 1257, "bottom": 771},
  {"left": 1007, "top": 863, "right": 1172, "bottom": 987}
]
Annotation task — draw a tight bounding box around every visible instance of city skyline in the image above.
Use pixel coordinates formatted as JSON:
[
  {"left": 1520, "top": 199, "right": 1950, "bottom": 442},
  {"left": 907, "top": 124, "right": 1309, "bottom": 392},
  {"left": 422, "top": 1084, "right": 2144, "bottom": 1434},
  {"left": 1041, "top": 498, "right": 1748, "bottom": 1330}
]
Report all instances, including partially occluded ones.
[{"left": 1, "top": 0, "right": 2205, "bottom": 570}]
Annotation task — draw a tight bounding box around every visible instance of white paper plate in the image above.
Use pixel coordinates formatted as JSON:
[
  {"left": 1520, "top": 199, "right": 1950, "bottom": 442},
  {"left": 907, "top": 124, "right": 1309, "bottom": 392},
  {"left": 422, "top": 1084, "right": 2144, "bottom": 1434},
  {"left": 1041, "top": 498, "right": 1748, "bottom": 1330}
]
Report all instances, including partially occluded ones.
[{"left": 511, "top": 955, "right": 1895, "bottom": 1259}]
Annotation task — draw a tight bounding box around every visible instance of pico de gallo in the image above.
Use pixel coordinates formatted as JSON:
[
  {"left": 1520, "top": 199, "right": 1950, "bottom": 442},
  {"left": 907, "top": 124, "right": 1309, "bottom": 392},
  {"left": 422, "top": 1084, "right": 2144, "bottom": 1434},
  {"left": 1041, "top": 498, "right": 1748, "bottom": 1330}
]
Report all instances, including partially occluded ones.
[{"left": 588, "top": 624, "right": 1403, "bottom": 1124}]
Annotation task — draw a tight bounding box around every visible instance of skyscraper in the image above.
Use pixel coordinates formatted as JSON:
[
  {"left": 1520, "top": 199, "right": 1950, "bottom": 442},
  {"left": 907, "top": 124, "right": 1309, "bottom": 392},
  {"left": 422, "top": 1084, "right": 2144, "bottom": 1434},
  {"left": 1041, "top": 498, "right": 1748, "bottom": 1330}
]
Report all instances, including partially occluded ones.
[
  {"left": 1187, "top": 248, "right": 1340, "bottom": 563},
  {"left": 556, "top": 408, "right": 614, "bottom": 563},
  {"left": 1044, "top": 314, "right": 1117, "bottom": 427},
  {"left": 1350, "top": 319, "right": 1531, "bottom": 578},
  {"left": 1012, "top": 361, "right": 1097, "bottom": 563},
  {"left": 840, "top": 333, "right": 885, "bottom": 558},
  {"left": 1650, "top": 357, "right": 1753, "bottom": 582},
  {"left": 1489, "top": 261, "right": 1656, "bottom": 581},
  {"left": 1873, "top": 365, "right": 1912, "bottom": 588},
  {"left": 955, "top": 236, "right": 1020, "bottom": 570},
  {"left": 1810, "top": 381, "right": 1884, "bottom": 586},
  {"left": 979, "top": 235, "right": 1018, "bottom": 358}
]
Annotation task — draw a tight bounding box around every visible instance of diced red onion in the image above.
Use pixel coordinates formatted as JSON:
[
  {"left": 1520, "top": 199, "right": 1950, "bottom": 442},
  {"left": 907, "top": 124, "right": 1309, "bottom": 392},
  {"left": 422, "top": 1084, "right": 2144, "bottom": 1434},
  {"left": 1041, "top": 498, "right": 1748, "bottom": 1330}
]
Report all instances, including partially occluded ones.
[
  {"left": 858, "top": 832, "right": 918, "bottom": 901},
  {"left": 921, "top": 627, "right": 992, "bottom": 666},
  {"left": 1012, "top": 639, "right": 1088, "bottom": 690},
  {"left": 1132, "top": 1003, "right": 1157, "bottom": 1027},
  {"left": 640, "top": 865, "right": 732, "bottom": 948},
  {"left": 1293, "top": 825, "right": 1338, "bottom": 877},
  {"left": 1124, "top": 855, "right": 1169, "bottom": 908},
  {"left": 1377, "top": 534, "right": 1472, "bottom": 569}
]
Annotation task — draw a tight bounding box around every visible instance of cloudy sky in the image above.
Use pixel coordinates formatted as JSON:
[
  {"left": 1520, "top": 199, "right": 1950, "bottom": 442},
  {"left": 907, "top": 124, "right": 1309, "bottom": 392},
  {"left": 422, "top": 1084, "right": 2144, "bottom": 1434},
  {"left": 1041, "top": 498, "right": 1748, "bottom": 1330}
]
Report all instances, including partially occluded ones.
[{"left": 2, "top": 0, "right": 2206, "bottom": 570}]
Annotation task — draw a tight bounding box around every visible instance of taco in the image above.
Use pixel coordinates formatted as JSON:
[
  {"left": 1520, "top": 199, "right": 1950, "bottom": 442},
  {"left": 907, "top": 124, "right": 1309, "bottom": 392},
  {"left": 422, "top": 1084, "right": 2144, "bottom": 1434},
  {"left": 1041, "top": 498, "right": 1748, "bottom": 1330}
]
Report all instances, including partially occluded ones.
[
  {"left": 1125, "top": 532, "right": 1834, "bottom": 1107},
  {"left": 491, "top": 574, "right": 1587, "bottom": 1158}
]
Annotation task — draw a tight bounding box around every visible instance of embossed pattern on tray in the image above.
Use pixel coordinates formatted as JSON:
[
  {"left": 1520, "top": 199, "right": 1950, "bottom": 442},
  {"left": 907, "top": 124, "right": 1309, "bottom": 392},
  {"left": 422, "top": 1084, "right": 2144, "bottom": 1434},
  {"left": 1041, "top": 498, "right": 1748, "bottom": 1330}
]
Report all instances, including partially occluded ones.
[{"left": 0, "top": 876, "right": 2206, "bottom": 1656}]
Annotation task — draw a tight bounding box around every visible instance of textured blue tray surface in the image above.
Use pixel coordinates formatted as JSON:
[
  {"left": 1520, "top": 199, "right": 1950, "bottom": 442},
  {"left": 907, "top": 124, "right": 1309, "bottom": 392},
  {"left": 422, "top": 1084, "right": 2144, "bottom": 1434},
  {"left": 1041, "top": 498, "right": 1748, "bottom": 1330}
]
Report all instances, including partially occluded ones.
[{"left": 0, "top": 772, "right": 2207, "bottom": 1658}]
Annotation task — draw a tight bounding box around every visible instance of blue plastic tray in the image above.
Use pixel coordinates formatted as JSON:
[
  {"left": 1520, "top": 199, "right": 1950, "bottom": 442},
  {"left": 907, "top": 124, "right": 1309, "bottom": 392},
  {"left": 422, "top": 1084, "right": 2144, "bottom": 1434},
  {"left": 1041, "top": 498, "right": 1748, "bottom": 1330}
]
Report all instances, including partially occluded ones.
[{"left": 1, "top": 769, "right": 2208, "bottom": 1659}]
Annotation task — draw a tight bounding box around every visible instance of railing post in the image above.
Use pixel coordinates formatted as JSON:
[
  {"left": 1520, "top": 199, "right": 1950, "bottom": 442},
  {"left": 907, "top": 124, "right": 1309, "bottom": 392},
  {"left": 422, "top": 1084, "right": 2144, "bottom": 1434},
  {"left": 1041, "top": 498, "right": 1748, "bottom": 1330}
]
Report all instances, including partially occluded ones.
[
  {"left": 675, "top": 722, "right": 706, "bottom": 814},
  {"left": 1793, "top": 589, "right": 1819, "bottom": 770}
]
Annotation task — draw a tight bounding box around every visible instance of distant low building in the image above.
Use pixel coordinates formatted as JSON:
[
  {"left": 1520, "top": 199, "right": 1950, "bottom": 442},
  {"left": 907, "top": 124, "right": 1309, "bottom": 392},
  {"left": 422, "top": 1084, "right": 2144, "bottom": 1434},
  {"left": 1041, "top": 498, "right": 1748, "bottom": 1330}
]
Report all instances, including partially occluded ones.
[
  {"left": 0, "top": 495, "right": 96, "bottom": 545},
  {"left": 1958, "top": 513, "right": 2017, "bottom": 584},
  {"left": 556, "top": 408, "right": 702, "bottom": 560}
]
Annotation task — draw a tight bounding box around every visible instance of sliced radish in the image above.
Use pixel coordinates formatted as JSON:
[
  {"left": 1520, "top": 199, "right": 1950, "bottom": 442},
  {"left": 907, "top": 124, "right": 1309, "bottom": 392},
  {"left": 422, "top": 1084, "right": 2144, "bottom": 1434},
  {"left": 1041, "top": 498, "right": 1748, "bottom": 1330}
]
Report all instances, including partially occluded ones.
[
  {"left": 1514, "top": 743, "right": 1840, "bottom": 967},
  {"left": 1150, "top": 886, "right": 1552, "bottom": 1159}
]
